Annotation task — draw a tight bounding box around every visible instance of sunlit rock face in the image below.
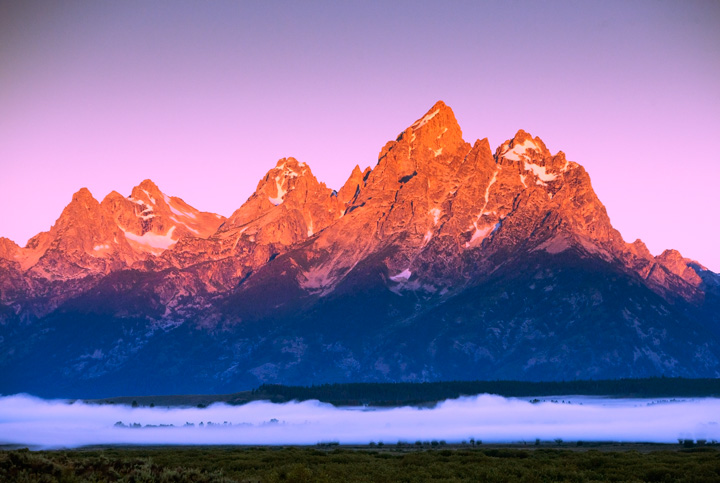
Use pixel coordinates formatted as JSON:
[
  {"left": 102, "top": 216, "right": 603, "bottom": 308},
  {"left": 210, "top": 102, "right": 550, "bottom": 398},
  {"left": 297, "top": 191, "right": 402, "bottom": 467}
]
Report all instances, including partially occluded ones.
[{"left": 1, "top": 101, "right": 719, "bottom": 398}]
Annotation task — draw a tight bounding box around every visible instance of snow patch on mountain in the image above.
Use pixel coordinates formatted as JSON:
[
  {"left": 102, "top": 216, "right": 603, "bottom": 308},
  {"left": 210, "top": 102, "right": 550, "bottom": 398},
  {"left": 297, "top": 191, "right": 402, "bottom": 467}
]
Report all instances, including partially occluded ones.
[
  {"left": 269, "top": 177, "right": 287, "bottom": 206},
  {"left": 390, "top": 269, "right": 412, "bottom": 282},
  {"left": 168, "top": 201, "right": 197, "bottom": 220},
  {"left": 430, "top": 208, "right": 442, "bottom": 225},
  {"left": 170, "top": 216, "right": 200, "bottom": 235},
  {"left": 299, "top": 263, "right": 343, "bottom": 296},
  {"left": 141, "top": 190, "right": 157, "bottom": 205},
  {"left": 502, "top": 139, "right": 538, "bottom": 161},
  {"left": 412, "top": 109, "right": 440, "bottom": 130},
  {"left": 524, "top": 162, "right": 558, "bottom": 183},
  {"left": 467, "top": 224, "right": 493, "bottom": 246},
  {"left": 123, "top": 226, "right": 177, "bottom": 251}
]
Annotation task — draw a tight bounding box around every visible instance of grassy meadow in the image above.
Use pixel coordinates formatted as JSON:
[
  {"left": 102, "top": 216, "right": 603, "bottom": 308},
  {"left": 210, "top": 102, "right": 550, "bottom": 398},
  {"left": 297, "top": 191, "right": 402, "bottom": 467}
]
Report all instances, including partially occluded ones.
[{"left": 2, "top": 443, "right": 719, "bottom": 482}]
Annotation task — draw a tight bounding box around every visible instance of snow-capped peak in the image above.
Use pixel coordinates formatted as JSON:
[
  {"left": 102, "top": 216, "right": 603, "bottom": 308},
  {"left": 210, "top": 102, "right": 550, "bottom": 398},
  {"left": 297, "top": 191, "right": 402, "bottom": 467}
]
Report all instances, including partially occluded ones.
[
  {"left": 501, "top": 139, "right": 540, "bottom": 161},
  {"left": 267, "top": 158, "right": 311, "bottom": 205}
]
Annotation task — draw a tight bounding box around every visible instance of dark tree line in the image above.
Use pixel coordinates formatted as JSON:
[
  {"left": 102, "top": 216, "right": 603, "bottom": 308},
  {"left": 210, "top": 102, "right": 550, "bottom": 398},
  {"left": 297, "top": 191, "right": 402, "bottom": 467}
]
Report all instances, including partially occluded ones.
[{"left": 235, "top": 377, "right": 720, "bottom": 406}]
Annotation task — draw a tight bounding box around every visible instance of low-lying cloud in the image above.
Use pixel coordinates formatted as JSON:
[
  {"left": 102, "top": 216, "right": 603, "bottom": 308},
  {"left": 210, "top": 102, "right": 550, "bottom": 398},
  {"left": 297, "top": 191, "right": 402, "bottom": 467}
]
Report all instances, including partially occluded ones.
[{"left": 1, "top": 394, "right": 719, "bottom": 449}]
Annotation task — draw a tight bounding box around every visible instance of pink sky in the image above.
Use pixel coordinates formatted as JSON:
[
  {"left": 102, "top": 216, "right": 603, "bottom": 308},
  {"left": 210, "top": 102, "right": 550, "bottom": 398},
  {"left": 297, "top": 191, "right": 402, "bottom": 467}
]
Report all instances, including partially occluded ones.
[{"left": 1, "top": 1, "right": 719, "bottom": 271}]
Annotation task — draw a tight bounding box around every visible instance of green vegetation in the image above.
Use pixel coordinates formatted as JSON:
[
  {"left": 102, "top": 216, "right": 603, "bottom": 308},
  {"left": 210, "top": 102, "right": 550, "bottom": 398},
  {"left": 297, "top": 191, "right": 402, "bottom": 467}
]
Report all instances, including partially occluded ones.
[
  {"left": 91, "top": 377, "right": 720, "bottom": 408},
  {"left": 2, "top": 445, "right": 719, "bottom": 482}
]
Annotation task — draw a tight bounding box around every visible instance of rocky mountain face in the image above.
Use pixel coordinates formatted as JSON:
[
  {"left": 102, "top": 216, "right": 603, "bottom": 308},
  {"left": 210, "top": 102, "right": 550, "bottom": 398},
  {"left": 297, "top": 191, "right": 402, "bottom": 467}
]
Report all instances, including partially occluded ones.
[
  {"left": 0, "top": 179, "right": 225, "bottom": 318},
  {"left": 1, "top": 101, "right": 718, "bottom": 398}
]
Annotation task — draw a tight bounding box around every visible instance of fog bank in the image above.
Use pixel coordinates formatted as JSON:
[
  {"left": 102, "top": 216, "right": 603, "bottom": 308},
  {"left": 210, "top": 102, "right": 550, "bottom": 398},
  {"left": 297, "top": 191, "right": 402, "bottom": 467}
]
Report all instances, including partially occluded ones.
[{"left": 1, "top": 394, "right": 718, "bottom": 449}]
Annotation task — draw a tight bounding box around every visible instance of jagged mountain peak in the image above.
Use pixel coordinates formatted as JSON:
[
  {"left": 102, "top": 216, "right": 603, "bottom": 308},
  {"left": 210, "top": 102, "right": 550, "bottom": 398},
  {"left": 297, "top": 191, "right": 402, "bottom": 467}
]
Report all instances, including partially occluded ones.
[
  {"left": 497, "top": 130, "right": 550, "bottom": 162},
  {"left": 0, "top": 237, "right": 20, "bottom": 260},
  {"left": 129, "top": 178, "right": 165, "bottom": 206},
  {"left": 348, "top": 164, "right": 363, "bottom": 178},
  {"left": 274, "top": 156, "right": 308, "bottom": 172},
  {"left": 656, "top": 249, "right": 704, "bottom": 285},
  {"left": 69, "top": 187, "right": 98, "bottom": 205},
  {"left": 411, "top": 100, "right": 462, "bottom": 135},
  {"left": 266, "top": 159, "right": 309, "bottom": 199},
  {"left": 137, "top": 178, "right": 161, "bottom": 190},
  {"left": 271, "top": 157, "right": 310, "bottom": 178},
  {"left": 389, "top": 101, "right": 467, "bottom": 162},
  {"left": 4, "top": 179, "right": 226, "bottom": 278},
  {"left": 658, "top": 249, "right": 686, "bottom": 261},
  {"left": 368, "top": 102, "right": 472, "bottom": 198},
  {"left": 337, "top": 164, "right": 368, "bottom": 205},
  {"left": 472, "top": 137, "right": 492, "bottom": 152},
  {"left": 102, "top": 190, "right": 125, "bottom": 203},
  {"left": 59, "top": 188, "right": 103, "bottom": 226},
  {"left": 115, "top": 180, "right": 224, "bottom": 253},
  {"left": 217, "top": 156, "right": 341, "bottom": 245},
  {"left": 629, "top": 239, "right": 653, "bottom": 259},
  {"left": 408, "top": 100, "right": 454, "bottom": 130},
  {"left": 255, "top": 157, "right": 315, "bottom": 206},
  {"left": 490, "top": 130, "right": 578, "bottom": 191}
]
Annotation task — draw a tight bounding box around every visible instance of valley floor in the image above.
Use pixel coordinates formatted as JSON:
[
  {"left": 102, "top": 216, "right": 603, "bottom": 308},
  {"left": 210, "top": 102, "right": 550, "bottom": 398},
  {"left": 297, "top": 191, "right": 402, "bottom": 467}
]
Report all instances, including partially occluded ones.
[{"left": 2, "top": 443, "right": 719, "bottom": 482}]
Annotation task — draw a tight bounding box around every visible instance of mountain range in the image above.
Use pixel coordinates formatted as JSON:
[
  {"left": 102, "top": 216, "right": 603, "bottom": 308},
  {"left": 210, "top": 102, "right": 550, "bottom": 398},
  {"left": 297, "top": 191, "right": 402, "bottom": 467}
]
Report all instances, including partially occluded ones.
[{"left": 1, "top": 101, "right": 719, "bottom": 398}]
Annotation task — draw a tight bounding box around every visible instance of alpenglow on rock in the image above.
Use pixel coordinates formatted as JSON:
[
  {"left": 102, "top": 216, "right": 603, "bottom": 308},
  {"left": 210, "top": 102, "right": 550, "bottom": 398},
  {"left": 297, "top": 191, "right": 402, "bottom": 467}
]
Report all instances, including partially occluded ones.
[{"left": 1, "top": 101, "right": 719, "bottom": 397}]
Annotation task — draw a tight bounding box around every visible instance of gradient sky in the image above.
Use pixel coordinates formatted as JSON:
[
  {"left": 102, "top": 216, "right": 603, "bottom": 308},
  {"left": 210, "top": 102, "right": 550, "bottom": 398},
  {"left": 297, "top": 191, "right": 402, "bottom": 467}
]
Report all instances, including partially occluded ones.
[{"left": 1, "top": 1, "right": 719, "bottom": 270}]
